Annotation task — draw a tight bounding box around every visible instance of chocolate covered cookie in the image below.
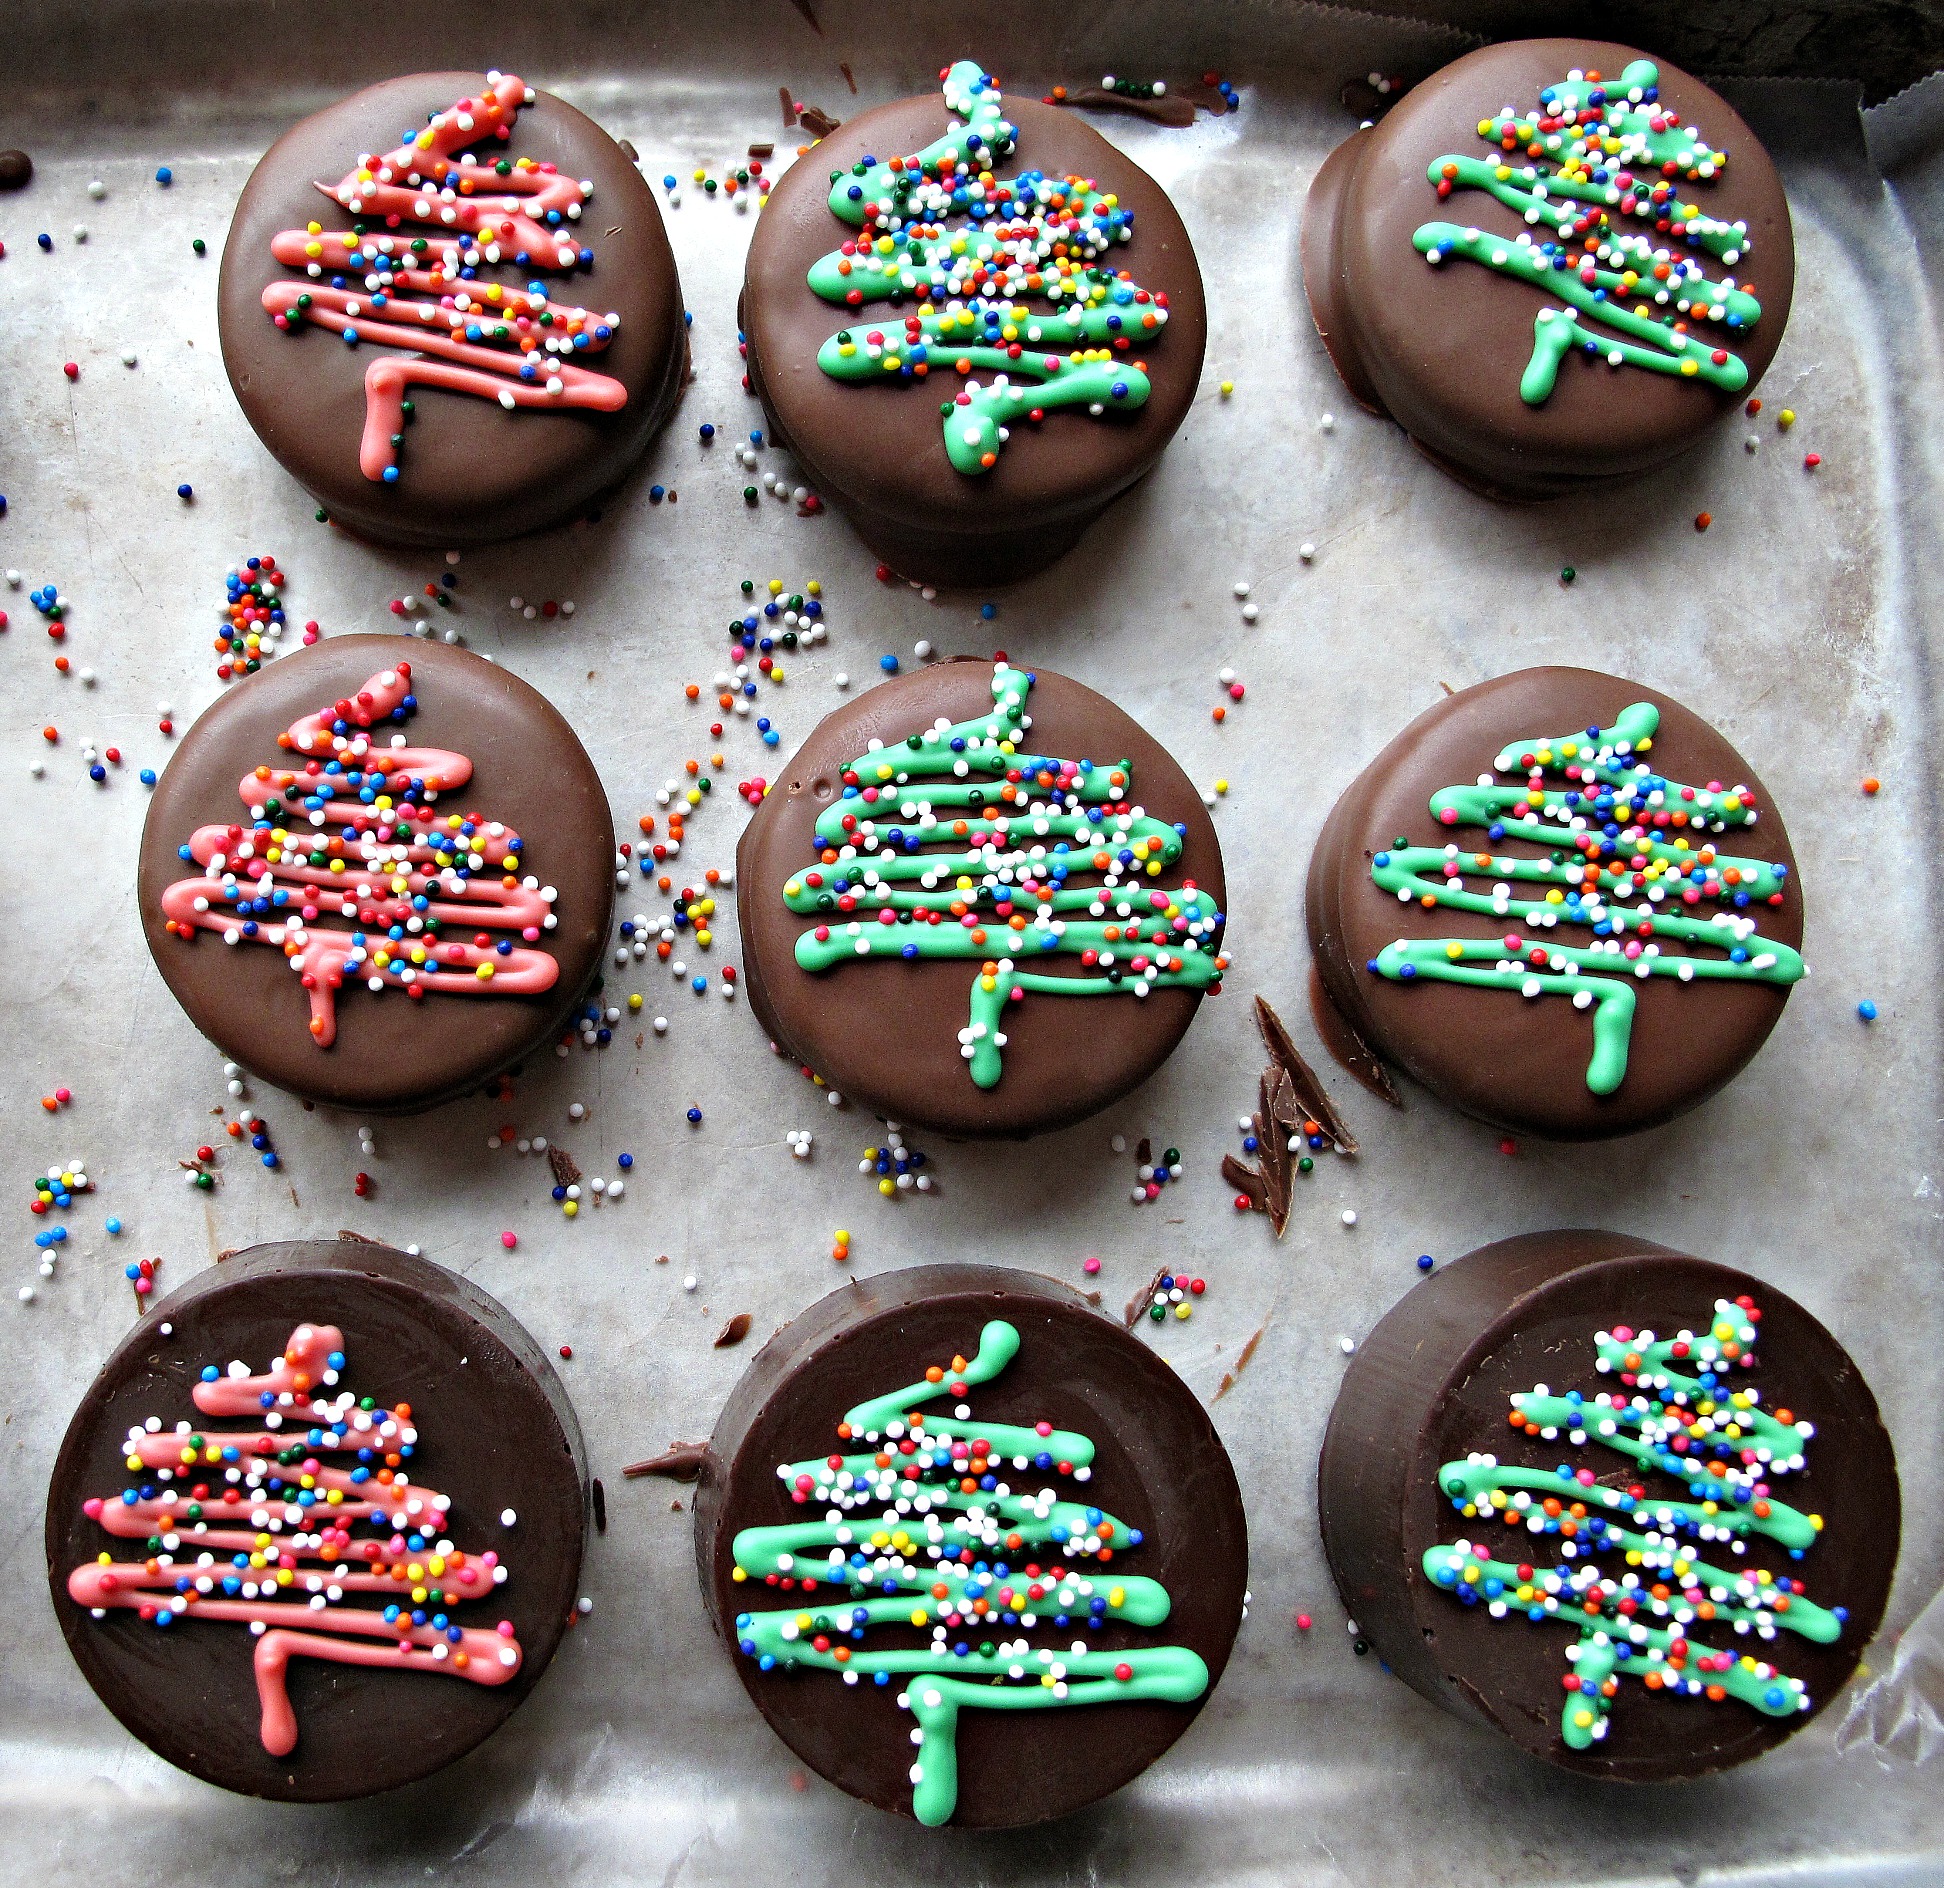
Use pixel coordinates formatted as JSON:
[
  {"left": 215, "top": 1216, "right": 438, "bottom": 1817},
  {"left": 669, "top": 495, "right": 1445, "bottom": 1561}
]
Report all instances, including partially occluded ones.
[
  {"left": 1319, "top": 1231, "right": 1898, "bottom": 1780},
  {"left": 1306, "top": 667, "right": 1803, "bottom": 1138},
  {"left": 1303, "top": 41, "right": 1793, "bottom": 497},
  {"left": 738, "top": 657, "right": 1227, "bottom": 1138},
  {"left": 692, "top": 1264, "right": 1248, "bottom": 1826},
  {"left": 139, "top": 635, "right": 615, "bottom": 1113},
  {"left": 220, "top": 70, "right": 686, "bottom": 546},
  {"left": 47, "top": 1240, "right": 586, "bottom": 1801},
  {"left": 741, "top": 61, "right": 1205, "bottom": 585}
]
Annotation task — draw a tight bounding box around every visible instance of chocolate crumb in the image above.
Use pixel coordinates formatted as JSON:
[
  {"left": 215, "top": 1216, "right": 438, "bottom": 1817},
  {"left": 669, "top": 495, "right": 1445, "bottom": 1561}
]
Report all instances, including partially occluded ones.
[
  {"left": 591, "top": 1477, "right": 607, "bottom": 1533},
  {"left": 715, "top": 1311, "right": 754, "bottom": 1348}
]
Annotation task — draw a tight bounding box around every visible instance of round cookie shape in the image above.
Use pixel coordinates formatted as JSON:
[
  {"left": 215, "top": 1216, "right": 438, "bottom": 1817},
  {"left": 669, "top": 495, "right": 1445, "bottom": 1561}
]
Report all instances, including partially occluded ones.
[
  {"left": 737, "top": 656, "right": 1228, "bottom": 1138},
  {"left": 219, "top": 70, "right": 686, "bottom": 547},
  {"left": 139, "top": 635, "right": 615, "bottom": 1113},
  {"left": 1305, "top": 666, "right": 1802, "bottom": 1139},
  {"left": 1318, "top": 1230, "right": 1899, "bottom": 1781},
  {"left": 693, "top": 1264, "right": 1248, "bottom": 1827},
  {"left": 46, "top": 1240, "right": 587, "bottom": 1801},
  {"left": 741, "top": 61, "right": 1206, "bottom": 586},
  {"left": 1303, "top": 41, "right": 1793, "bottom": 498}
]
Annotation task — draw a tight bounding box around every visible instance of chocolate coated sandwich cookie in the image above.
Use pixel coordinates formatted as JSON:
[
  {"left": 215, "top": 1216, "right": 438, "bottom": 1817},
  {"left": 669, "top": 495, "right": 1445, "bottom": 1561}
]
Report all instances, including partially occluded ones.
[
  {"left": 1303, "top": 41, "right": 1792, "bottom": 497},
  {"left": 738, "top": 656, "right": 1228, "bottom": 1138},
  {"left": 1319, "top": 1230, "right": 1898, "bottom": 1780},
  {"left": 47, "top": 1240, "right": 587, "bottom": 1801},
  {"left": 741, "top": 60, "right": 1205, "bottom": 585},
  {"left": 691, "top": 1263, "right": 1248, "bottom": 1826},
  {"left": 1306, "top": 667, "right": 1803, "bottom": 1138},
  {"left": 220, "top": 69, "right": 686, "bottom": 545},
  {"left": 140, "top": 635, "right": 615, "bottom": 1113}
]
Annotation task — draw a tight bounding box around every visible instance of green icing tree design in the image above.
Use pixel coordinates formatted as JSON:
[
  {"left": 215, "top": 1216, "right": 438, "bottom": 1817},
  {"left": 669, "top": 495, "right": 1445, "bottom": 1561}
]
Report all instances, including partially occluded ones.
[
  {"left": 1425, "top": 1294, "right": 1847, "bottom": 1751},
  {"left": 782, "top": 661, "right": 1225, "bottom": 1092},
  {"left": 730, "top": 1318, "right": 1209, "bottom": 1825},
  {"left": 1413, "top": 58, "right": 1762, "bottom": 403},
  {"left": 1366, "top": 700, "right": 1804, "bottom": 1095},
  {"left": 807, "top": 59, "right": 1170, "bottom": 473}
]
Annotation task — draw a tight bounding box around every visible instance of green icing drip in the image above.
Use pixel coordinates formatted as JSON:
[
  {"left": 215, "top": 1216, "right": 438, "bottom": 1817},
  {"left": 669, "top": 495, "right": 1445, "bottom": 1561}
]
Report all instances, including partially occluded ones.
[
  {"left": 807, "top": 60, "right": 1167, "bottom": 474},
  {"left": 731, "top": 1318, "right": 1209, "bottom": 1826},
  {"left": 783, "top": 662, "right": 1224, "bottom": 1093},
  {"left": 1411, "top": 59, "right": 1763, "bottom": 403},
  {"left": 1425, "top": 1295, "right": 1843, "bottom": 1752},
  {"left": 1367, "top": 699, "right": 1804, "bottom": 1096}
]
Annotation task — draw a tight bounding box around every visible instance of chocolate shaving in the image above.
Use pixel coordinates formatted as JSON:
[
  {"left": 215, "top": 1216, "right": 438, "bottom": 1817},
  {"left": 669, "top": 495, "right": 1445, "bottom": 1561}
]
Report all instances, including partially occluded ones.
[
  {"left": 335, "top": 1228, "right": 381, "bottom": 1244},
  {"left": 617, "top": 138, "right": 639, "bottom": 163},
  {"left": 1257, "top": 994, "right": 1358, "bottom": 1153},
  {"left": 622, "top": 1442, "right": 708, "bottom": 1481},
  {"left": 779, "top": 85, "right": 798, "bottom": 128},
  {"left": 1213, "top": 1319, "right": 1270, "bottom": 1401},
  {"left": 797, "top": 104, "right": 842, "bottom": 139},
  {"left": 839, "top": 61, "right": 856, "bottom": 95},
  {"left": 785, "top": 0, "right": 822, "bottom": 35},
  {"left": 1307, "top": 964, "right": 1402, "bottom": 1107},
  {"left": 1221, "top": 1154, "right": 1268, "bottom": 1214},
  {"left": 1124, "top": 1263, "right": 1171, "bottom": 1329},
  {"left": 748, "top": 142, "right": 775, "bottom": 158},
  {"left": 547, "top": 1146, "right": 583, "bottom": 1187},
  {"left": 714, "top": 1312, "right": 754, "bottom": 1348},
  {"left": 1135, "top": 1135, "right": 1152, "bottom": 1168},
  {"left": 591, "top": 1477, "right": 607, "bottom": 1533},
  {"left": 1049, "top": 86, "right": 1199, "bottom": 128}
]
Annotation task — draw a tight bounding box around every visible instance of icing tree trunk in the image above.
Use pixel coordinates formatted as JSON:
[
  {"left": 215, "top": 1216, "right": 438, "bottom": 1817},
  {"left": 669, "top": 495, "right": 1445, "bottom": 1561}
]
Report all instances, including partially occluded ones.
[
  {"left": 1412, "top": 59, "right": 1763, "bottom": 403},
  {"left": 731, "top": 1319, "right": 1209, "bottom": 1825},
  {"left": 810, "top": 61, "right": 1171, "bottom": 473},
  {"left": 782, "top": 661, "right": 1225, "bottom": 1090},
  {"left": 67, "top": 1323, "right": 521, "bottom": 1757},
  {"left": 261, "top": 71, "right": 626, "bottom": 483},
  {"left": 1365, "top": 699, "right": 1803, "bottom": 1094},
  {"left": 1426, "top": 1295, "right": 1846, "bottom": 1749},
  {"left": 159, "top": 663, "right": 561, "bottom": 1048}
]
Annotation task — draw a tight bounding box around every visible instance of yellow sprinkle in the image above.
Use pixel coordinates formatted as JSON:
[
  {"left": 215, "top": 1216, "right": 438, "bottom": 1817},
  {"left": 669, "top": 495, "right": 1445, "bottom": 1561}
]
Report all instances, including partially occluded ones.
[
  {"left": 1778, "top": 408, "right": 1796, "bottom": 429},
  {"left": 1219, "top": 380, "right": 1233, "bottom": 397}
]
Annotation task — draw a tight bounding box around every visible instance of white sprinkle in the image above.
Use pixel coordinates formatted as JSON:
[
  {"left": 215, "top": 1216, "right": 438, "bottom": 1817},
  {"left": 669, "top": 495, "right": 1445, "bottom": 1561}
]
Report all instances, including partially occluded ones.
[
  {"left": 1339, "top": 1336, "right": 1357, "bottom": 1354},
  {"left": 1319, "top": 413, "right": 1336, "bottom": 432},
  {"left": 683, "top": 1275, "right": 698, "bottom": 1292},
  {"left": 88, "top": 179, "right": 106, "bottom": 199},
  {"left": 1232, "top": 580, "right": 1251, "bottom": 599},
  {"left": 1341, "top": 1209, "right": 1358, "bottom": 1228},
  {"left": 500, "top": 1508, "right": 518, "bottom": 1527},
  {"left": 1299, "top": 542, "right": 1316, "bottom": 562}
]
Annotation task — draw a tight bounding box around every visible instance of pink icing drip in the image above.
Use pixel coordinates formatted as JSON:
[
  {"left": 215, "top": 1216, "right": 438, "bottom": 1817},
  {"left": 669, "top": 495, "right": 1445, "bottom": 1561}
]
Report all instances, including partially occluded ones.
[
  {"left": 66, "top": 1322, "right": 521, "bottom": 1758},
  {"left": 260, "top": 72, "right": 627, "bottom": 481},
  {"left": 156, "top": 664, "right": 561, "bottom": 1049}
]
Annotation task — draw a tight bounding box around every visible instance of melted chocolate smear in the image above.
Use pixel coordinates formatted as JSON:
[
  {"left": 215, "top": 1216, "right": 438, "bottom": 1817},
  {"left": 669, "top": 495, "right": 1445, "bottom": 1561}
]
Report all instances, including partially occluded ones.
[
  {"left": 1213, "top": 1319, "right": 1270, "bottom": 1402},
  {"left": 1306, "top": 963, "right": 1403, "bottom": 1107},
  {"left": 715, "top": 1312, "right": 754, "bottom": 1349},
  {"left": 622, "top": 1442, "right": 709, "bottom": 1481},
  {"left": 1048, "top": 87, "right": 1199, "bottom": 129},
  {"left": 1256, "top": 994, "right": 1360, "bottom": 1152}
]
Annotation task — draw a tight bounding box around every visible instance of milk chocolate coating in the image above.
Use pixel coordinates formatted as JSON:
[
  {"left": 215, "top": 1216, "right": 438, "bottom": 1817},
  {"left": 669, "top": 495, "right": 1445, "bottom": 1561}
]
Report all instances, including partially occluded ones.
[
  {"left": 1303, "top": 40, "right": 1794, "bottom": 499},
  {"left": 693, "top": 1264, "right": 1248, "bottom": 1826},
  {"left": 741, "top": 84, "right": 1206, "bottom": 586},
  {"left": 1319, "top": 1231, "right": 1899, "bottom": 1781},
  {"left": 45, "top": 1241, "right": 587, "bottom": 1802},
  {"left": 219, "top": 72, "right": 687, "bottom": 547},
  {"left": 1305, "top": 666, "right": 1801, "bottom": 1139},
  {"left": 138, "top": 635, "right": 616, "bottom": 1114},
  {"left": 736, "top": 658, "right": 1227, "bottom": 1138}
]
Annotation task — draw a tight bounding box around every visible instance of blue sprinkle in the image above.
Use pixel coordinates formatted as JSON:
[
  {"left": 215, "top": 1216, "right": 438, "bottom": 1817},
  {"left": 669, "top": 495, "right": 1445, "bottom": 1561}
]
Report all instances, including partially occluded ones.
[
  {"left": 1858, "top": 999, "right": 1878, "bottom": 1021},
  {"left": 156, "top": 166, "right": 173, "bottom": 185},
  {"left": 617, "top": 1152, "right": 634, "bottom": 1170},
  {"left": 1417, "top": 1254, "right": 1435, "bottom": 1271},
  {"left": 105, "top": 1218, "right": 122, "bottom": 1235},
  {"left": 176, "top": 483, "right": 194, "bottom": 500},
  {"left": 686, "top": 1106, "right": 703, "bottom": 1124},
  {"left": 879, "top": 654, "right": 899, "bottom": 673}
]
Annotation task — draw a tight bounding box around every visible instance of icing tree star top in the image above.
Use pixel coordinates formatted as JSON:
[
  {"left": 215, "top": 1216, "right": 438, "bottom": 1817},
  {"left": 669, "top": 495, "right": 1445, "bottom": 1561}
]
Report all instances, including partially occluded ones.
[
  {"left": 1413, "top": 59, "right": 1764, "bottom": 402},
  {"left": 1425, "top": 1294, "right": 1846, "bottom": 1752},
  {"left": 261, "top": 71, "right": 627, "bottom": 484},
  {"left": 67, "top": 1321, "right": 521, "bottom": 1758},
  {"left": 809, "top": 61, "right": 1170, "bottom": 473},
  {"left": 159, "top": 664, "right": 562, "bottom": 1048}
]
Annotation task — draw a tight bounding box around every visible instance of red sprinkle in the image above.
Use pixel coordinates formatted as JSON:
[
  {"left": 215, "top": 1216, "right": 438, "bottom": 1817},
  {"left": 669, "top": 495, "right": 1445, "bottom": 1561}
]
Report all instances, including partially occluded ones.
[{"left": 62, "top": 361, "right": 79, "bottom": 380}]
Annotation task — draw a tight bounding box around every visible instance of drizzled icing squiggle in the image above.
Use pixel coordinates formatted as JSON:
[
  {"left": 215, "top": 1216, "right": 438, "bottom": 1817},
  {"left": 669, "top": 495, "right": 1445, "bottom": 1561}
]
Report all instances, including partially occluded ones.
[
  {"left": 809, "top": 61, "right": 1169, "bottom": 474},
  {"left": 731, "top": 1319, "right": 1208, "bottom": 1825},
  {"left": 1425, "top": 1296, "right": 1845, "bottom": 1751},
  {"left": 1366, "top": 700, "right": 1804, "bottom": 1095},
  {"left": 67, "top": 1322, "right": 520, "bottom": 1758},
  {"left": 782, "top": 662, "right": 1225, "bottom": 1092},
  {"left": 1413, "top": 59, "right": 1763, "bottom": 403},
  {"left": 262, "top": 71, "right": 626, "bottom": 483},
  {"left": 159, "top": 663, "right": 561, "bottom": 1049}
]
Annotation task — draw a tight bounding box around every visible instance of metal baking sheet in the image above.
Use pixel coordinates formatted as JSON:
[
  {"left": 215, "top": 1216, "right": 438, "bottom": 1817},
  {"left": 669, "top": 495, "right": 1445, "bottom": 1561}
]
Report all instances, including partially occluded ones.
[{"left": 5, "top": 4, "right": 1942, "bottom": 1881}]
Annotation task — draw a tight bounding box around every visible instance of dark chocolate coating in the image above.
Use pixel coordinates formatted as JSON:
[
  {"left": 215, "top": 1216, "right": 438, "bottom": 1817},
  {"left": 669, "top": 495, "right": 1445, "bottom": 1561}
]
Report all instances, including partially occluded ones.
[
  {"left": 45, "top": 1241, "right": 587, "bottom": 1801},
  {"left": 1318, "top": 1231, "right": 1899, "bottom": 1781},
  {"left": 742, "top": 82, "right": 1206, "bottom": 586},
  {"left": 219, "top": 72, "right": 686, "bottom": 547},
  {"left": 1303, "top": 40, "right": 1794, "bottom": 499},
  {"left": 736, "top": 657, "right": 1227, "bottom": 1138},
  {"left": 138, "top": 635, "right": 616, "bottom": 1114},
  {"left": 693, "top": 1264, "right": 1248, "bottom": 1826},
  {"left": 1305, "top": 666, "right": 1801, "bottom": 1139}
]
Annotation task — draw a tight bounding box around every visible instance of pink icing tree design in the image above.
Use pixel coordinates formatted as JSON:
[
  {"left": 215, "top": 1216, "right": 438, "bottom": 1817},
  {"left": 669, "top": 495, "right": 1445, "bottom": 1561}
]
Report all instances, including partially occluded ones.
[
  {"left": 159, "top": 662, "right": 561, "bottom": 1047},
  {"left": 261, "top": 70, "right": 627, "bottom": 483},
  {"left": 67, "top": 1322, "right": 521, "bottom": 1757}
]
